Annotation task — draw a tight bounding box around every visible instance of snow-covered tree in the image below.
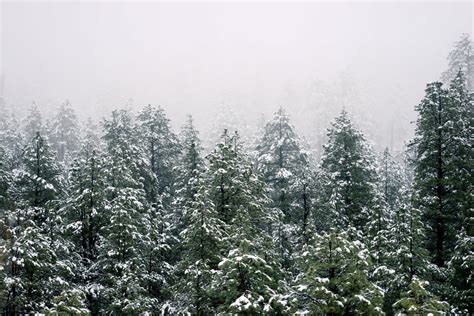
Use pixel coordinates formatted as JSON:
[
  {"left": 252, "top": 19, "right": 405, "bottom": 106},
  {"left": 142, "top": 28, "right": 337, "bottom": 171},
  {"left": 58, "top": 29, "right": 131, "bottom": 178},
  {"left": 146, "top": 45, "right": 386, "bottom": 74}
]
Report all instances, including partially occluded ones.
[
  {"left": 411, "top": 77, "right": 471, "bottom": 269},
  {"left": 174, "top": 176, "right": 226, "bottom": 315},
  {"left": 205, "top": 131, "right": 287, "bottom": 314},
  {"left": 22, "top": 103, "right": 43, "bottom": 142},
  {"left": 317, "top": 109, "right": 381, "bottom": 235},
  {"left": 1, "top": 132, "right": 86, "bottom": 313},
  {"left": 136, "top": 105, "right": 181, "bottom": 205},
  {"left": 442, "top": 33, "right": 474, "bottom": 91},
  {"left": 393, "top": 276, "right": 449, "bottom": 315},
  {"left": 256, "top": 107, "right": 311, "bottom": 229},
  {"left": 256, "top": 107, "right": 313, "bottom": 271},
  {"left": 63, "top": 136, "right": 107, "bottom": 313},
  {"left": 49, "top": 100, "right": 80, "bottom": 162},
  {"left": 96, "top": 110, "right": 157, "bottom": 313},
  {"left": 295, "top": 228, "right": 384, "bottom": 315}
]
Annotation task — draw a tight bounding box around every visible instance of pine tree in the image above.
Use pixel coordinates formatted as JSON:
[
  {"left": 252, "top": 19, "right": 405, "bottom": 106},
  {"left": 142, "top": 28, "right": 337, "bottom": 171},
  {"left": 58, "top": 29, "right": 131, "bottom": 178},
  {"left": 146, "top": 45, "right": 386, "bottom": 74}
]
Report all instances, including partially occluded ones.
[
  {"left": 317, "top": 109, "right": 380, "bottom": 235},
  {"left": 174, "top": 115, "right": 204, "bottom": 233},
  {"left": 295, "top": 228, "right": 384, "bottom": 315},
  {"left": 256, "top": 107, "right": 313, "bottom": 271},
  {"left": 393, "top": 276, "right": 449, "bottom": 315},
  {"left": 206, "top": 131, "right": 287, "bottom": 314},
  {"left": 442, "top": 34, "right": 474, "bottom": 91},
  {"left": 136, "top": 104, "right": 181, "bottom": 205},
  {"left": 386, "top": 193, "right": 431, "bottom": 315},
  {"left": 49, "top": 100, "right": 80, "bottom": 162},
  {"left": 175, "top": 175, "right": 226, "bottom": 315},
  {"left": 63, "top": 135, "right": 107, "bottom": 313},
  {"left": 411, "top": 77, "right": 472, "bottom": 272},
  {"left": 1, "top": 132, "right": 86, "bottom": 313},
  {"left": 176, "top": 115, "right": 203, "bottom": 200},
  {"left": 22, "top": 103, "right": 43, "bottom": 142},
  {"left": 96, "top": 110, "right": 157, "bottom": 313},
  {"left": 256, "top": 107, "right": 311, "bottom": 229},
  {"left": 448, "top": 227, "right": 473, "bottom": 314}
]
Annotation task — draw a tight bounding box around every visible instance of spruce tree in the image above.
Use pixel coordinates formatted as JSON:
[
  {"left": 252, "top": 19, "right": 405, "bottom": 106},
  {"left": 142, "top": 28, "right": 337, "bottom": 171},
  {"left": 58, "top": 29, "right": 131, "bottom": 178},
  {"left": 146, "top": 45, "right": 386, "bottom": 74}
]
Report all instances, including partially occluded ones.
[
  {"left": 317, "top": 109, "right": 380, "bottom": 235},
  {"left": 442, "top": 33, "right": 473, "bottom": 91},
  {"left": 295, "top": 228, "right": 384, "bottom": 315},
  {"left": 49, "top": 100, "right": 80, "bottom": 162},
  {"left": 96, "top": 110, "right": 157, "bottom": 313},
  {"left": 393, "top": 276, "right": 449, "bottom": 315},
  {"left": 1, "top": 132, "right": 85, "bottom": 313},
  {"left": 256, "top": 107, "right": 313, "bottom": 271},
  {"left": 411, "top": 78, "right": 471, "bottom": 270},
  {"left": 207, "top": 131, "right": 287, "bottom": 314},
  {"left": 175, "top": 175, "right": 226, "bottom": 315},
  {"left": 136, "top": 105, "right": 181, "bottom": 205},
  {"left": 63, "top": 135, "right": 107, "bottom": 313}
]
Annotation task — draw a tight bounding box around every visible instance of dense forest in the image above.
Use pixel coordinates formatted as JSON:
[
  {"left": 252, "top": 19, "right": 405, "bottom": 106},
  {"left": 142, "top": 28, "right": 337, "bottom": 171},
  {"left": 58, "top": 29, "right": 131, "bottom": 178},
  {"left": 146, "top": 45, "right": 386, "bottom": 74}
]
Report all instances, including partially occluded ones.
[{"left": 0, "top": 34, "right": 472, "bottom": 315}]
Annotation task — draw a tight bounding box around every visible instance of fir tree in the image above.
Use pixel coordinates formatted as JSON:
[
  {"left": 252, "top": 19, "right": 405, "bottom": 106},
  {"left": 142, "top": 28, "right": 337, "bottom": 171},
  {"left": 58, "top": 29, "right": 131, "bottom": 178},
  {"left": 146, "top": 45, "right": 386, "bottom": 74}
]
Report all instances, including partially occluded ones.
[
  {"left": 442, "top": 33, "right": 474, "bottom": 91},
  {"left": 411, "top": 78, "right": 471, "bottom": 272},
  {"left": 136, "top": 105, "right": 181, "bottom": 205},
  {"left": 175, "top": 176, "right": 226, "bottom": 315},
  {"left": 295, "top": 228, "right": 384, "bottom": 315},
  {"left": 49, "top": 100, "right": 80, "bottom": 162},
  {"left": 317, "top": 109, "right": 380, "bottom": 235},
  {"left": 63, "top": 136, "right": 107, "bottom": 313},
  {"left": 393, "top": 276, "right": 449, "bottom": 315},
  {"left": 96, "top": 110, "right": 157, "bottom": 313},
  {"left": 207, "top": 131, "right": 287, "bottom": 314},
  {"left": 22, "top": 103, "right": 43, "bottom": 142},
  {"left": 1, "top": 132, "right": 85, "bottom": 313}
]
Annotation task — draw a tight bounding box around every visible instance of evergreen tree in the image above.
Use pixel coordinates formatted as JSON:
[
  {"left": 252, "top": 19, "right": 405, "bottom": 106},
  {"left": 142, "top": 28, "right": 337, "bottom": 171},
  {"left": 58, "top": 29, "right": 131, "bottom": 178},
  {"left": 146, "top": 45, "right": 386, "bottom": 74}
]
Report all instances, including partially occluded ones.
[
  {"left": 256, "top": 107, "right": 313, "bottom": 270},
  {"left": 176, "top": 114, "right": 203, "bottom": 200},
  {"left": 448, "top": 227, "right": 473, "bottom": 314},
  {"left": 136, "top": 105, "right": 181, "bottom": 205},
  {"left": 317, "top": 109, "right": 380, "bottom": 235},
  {"left": 22, "top": 103, "right": 43, "bottom": 142},
  {"left": 63, "top": 136, "right": 107, "bottom": 313},
  {"left": 206, "top": 131, "right": 287, "bottom": 314},
  {"left": 96, "top": 110, "right": 157, "bottom": 313},
  {"left": 49, "top": 100, "right": 80, "bottom": 162},
  {"left": 256, "top": 107, "right": 311, "bottom": 229},
  {"left": 174, "top": 114, "right": 204, "bottom": 233},
  {"left": 295, "top": 228, "right": 384, "bottom": 315},
  {"left": 442, "top": 33, "right": 474, "bottom": 91},
  {"left": 412, "top": 74, "right": 472, "bottom": 274},
  {"left": 1, "top": 132, "right": 85, "bottom": 313},
  {"left": 175, "top": 176, "right": 226, "bottom": 315},
  {"left": 393, "top": 276, "right": 449, "bottom": 315}
]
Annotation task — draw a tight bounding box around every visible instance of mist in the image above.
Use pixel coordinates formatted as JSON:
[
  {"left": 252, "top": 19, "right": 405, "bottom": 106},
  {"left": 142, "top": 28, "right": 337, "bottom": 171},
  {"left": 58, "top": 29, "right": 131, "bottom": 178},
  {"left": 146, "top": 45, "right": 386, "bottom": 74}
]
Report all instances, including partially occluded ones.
[{"left": 1, "top": 1, "right": 472, "bottom": 153}]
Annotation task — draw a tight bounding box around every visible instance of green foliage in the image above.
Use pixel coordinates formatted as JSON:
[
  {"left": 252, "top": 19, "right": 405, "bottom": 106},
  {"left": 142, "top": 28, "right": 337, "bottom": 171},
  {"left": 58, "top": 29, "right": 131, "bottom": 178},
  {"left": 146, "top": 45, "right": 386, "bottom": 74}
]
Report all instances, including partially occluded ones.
[
  {"left": 393, "top": 276, "right": 449, "bottom": 315},
  {"left": 295, "top": 228, "right": 384, "bottom": 315}
]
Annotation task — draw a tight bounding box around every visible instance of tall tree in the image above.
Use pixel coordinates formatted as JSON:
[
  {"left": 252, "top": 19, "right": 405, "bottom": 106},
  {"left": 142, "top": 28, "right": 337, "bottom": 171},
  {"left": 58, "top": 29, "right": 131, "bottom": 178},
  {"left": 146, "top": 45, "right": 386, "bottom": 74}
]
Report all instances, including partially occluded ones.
[
  {"left": 175, "top": 175, "right": 226, "bottom": 315},
  {"left": 136, "top": 105, "right": 181, "bottom": 206},
  {"left": 442, "top": 34, "right": 474, "bottom": 91},
  {"left": 256, "top": 107, "right": 313, "bottom": 270},
  {"left": 317, "top": 109, "right": 381, "bottom": 235},
  {"left": 22, "top": 103, "right": 43, "bottom": 142},
  {"left": 49, "top": 100, "right": 80, "bottom": 162},
  {"left": 1, "top": 132, "right": 85, "bottom": 313},
  {"left": 294, "top": 228, "right": 384, "bottom": 315},
  {"left": 206, "top": 131, "right": 287, "bottom": 314},
  {"left": 63, "top": 135, "right": 107, "bottom": 314},
  {"left": 411, "top": 78, "right": 470, "bottom": 269},
  {"left": 96, "top": 110, "right": 157, "bottom": 313}
]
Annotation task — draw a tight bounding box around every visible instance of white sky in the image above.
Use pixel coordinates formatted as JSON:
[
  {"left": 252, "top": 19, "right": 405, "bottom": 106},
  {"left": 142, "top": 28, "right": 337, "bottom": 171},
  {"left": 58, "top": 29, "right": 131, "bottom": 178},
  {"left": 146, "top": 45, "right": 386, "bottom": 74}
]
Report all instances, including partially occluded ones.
[{"left": 1, "top": 1, "right": 472, "bottom": 150}]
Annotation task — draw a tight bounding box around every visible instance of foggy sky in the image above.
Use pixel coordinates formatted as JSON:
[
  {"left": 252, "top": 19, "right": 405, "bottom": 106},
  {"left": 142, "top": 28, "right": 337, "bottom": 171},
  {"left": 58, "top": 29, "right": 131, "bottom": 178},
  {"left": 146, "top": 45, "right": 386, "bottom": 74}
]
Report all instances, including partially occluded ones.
[{"left": 1, "top": 1, "right": 472, "bottom": 151}]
